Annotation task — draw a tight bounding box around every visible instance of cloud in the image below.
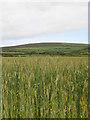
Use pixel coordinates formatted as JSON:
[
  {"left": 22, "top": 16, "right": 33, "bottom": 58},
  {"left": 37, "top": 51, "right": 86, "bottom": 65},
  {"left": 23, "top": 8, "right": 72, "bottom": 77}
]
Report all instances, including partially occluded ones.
[
  {"left": 1, "top": 0, "right": 88, "bottom": 41},
  {"left": 2, "top": 0, "right": 89, "bottom": 2}
]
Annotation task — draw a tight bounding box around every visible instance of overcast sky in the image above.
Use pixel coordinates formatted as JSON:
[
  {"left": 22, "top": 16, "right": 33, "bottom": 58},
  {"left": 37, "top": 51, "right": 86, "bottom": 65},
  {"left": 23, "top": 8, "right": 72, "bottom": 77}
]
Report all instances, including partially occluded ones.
[{"left": 0, "top": 0, "right": 89, "bottom": 47}]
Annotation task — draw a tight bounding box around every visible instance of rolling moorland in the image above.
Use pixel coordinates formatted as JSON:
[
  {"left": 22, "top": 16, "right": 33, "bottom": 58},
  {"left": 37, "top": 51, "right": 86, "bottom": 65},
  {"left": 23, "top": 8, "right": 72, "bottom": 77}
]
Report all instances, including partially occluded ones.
[
  {"left": 1, "top": 43, "right": 89, "bottom": 118},
  {"left": 1, "top": 42, "right": 90, "bottom": 57}
]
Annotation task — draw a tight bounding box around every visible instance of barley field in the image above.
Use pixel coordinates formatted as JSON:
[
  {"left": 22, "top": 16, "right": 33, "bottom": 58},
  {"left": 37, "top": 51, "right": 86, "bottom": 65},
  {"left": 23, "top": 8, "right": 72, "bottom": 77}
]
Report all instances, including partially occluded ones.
[{"left": 2, "top": 56, "right": 88, "bottom": 118}]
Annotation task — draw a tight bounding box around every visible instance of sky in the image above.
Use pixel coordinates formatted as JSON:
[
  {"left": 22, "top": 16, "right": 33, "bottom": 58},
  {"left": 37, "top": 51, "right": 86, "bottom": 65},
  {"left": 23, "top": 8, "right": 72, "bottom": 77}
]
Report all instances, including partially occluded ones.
[{"left": 0, "top": 0, "right": 89, "bottom": 47}]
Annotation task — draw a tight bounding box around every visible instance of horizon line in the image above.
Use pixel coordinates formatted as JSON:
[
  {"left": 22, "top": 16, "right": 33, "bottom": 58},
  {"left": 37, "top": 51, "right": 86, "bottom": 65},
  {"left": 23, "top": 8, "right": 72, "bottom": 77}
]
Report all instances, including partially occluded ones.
[{"left": 1, "top": 41, "right": 89, "bottom": 48}]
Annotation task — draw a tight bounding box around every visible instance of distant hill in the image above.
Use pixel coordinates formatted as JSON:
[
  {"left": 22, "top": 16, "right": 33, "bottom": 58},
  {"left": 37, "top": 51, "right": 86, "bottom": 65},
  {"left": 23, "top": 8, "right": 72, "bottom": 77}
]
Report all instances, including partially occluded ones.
[{"left": 1, "top": 42, "right": 89, "bottom": 57}]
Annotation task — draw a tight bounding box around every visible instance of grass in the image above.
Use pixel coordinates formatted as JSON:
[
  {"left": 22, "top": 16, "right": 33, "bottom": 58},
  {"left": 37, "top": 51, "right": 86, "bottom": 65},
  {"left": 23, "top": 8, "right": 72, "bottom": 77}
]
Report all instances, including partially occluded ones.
[
  {"left": 2, "top": 56, "right": 88, "bottom": 118},
  {"left": 1, "top": 43, "right": 89, "bottom": 57},
  {"left": 0, "top": 57, "right": 2, "bottom": 119}
]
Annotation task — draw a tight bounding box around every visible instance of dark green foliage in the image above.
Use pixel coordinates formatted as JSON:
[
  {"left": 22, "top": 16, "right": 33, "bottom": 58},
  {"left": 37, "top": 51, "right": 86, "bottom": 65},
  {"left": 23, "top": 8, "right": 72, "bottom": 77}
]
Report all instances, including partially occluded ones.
[{"left": 1, "top": 43, "right": 89, "bottom": 57}]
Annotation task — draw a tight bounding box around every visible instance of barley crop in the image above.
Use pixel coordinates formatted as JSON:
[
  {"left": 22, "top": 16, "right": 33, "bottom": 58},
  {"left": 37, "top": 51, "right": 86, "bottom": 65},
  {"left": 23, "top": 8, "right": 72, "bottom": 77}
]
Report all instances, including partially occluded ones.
[{"left": 2, "top": 56, "right": 88, "bottom": 118}]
